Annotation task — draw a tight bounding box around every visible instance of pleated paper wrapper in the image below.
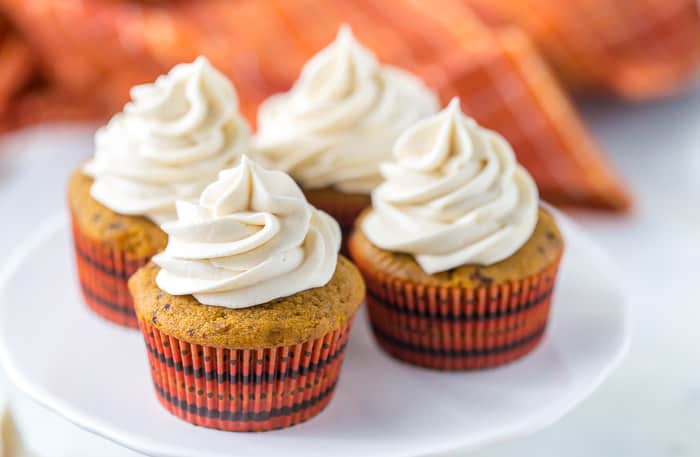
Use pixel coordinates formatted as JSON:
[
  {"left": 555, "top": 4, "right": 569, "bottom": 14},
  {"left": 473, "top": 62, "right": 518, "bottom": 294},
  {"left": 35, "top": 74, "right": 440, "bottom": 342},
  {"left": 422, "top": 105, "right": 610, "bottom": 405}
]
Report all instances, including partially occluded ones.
[
  {"left": 71, "top": 214, "right": 149, "bottom": 328},
  {"left": 357, "top": 251, "right": 562, "bottom": 370},
  {"left": 139, "top": 318, "right": 355, "bottom": 432}
]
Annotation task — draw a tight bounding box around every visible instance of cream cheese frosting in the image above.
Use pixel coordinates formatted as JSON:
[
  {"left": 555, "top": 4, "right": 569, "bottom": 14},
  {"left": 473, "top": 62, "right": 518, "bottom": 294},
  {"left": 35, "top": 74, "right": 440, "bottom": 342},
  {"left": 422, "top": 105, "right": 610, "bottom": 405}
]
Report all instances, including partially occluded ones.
[
  {"left": 362, "top": 98, "right": 539, "bottom": 273},
  {"left": 254, "top": 25, "right": 438, "bottom": 194},
  {"left": 153, "top": 155, "right": 341, "bottom": 309},
  {"left": 85, "top": 56, "right": 251, "bottom": 223}
]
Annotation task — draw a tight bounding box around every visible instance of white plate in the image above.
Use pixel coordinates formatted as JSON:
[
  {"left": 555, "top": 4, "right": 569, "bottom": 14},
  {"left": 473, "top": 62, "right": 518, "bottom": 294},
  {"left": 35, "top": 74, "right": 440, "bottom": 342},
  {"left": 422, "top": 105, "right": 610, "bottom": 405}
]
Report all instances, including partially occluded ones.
[{"left": 0, "top": 212, "right": 629, "bottom": 457}]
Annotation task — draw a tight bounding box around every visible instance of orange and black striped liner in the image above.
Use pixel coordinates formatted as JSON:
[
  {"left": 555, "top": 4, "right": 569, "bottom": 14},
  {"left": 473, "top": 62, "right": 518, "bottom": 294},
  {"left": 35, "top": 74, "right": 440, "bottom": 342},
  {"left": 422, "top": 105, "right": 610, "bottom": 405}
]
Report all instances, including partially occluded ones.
[
  {"left": 71, "top": 215, "right": 148, "bottom": 328},
  {"left": 303, "top": 191, "right": 369, "bottom": 234},
  {"left": 303, "top": 191, "right": 370, "bottom": 255},
  {"left": 139, "top": 318, "right": 354, "bottom": 432},
  {"left": 354, "top": 252, "right": 562, "bottom": 371}
]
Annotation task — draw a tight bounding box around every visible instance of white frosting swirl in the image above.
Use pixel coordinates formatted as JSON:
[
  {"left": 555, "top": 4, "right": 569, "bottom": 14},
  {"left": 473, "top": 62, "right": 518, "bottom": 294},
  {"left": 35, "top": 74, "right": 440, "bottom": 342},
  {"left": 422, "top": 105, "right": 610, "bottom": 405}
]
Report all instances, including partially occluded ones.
[
  {"left": 85, "top": 56, "right": 251, "bottom": 223},
  {"left": 362, "top": 98, "right": 539, "bottom": 273},
  {"left": 153, "top": 156, "right": 341, "bottom": 309},
  {"left": 254, "top": 25, "right": 438, "bottom": 194}
]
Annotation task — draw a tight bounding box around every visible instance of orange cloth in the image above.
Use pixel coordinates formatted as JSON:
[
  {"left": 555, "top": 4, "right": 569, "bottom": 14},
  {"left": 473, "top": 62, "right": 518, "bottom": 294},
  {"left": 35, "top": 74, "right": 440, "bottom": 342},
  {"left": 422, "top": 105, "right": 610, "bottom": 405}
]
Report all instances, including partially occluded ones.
[
  {"left": 0, "top": 0, "right": 636, "bottom": 210},
  {"left": 466, "top": 0, "right": 700, "bottom": 99}
]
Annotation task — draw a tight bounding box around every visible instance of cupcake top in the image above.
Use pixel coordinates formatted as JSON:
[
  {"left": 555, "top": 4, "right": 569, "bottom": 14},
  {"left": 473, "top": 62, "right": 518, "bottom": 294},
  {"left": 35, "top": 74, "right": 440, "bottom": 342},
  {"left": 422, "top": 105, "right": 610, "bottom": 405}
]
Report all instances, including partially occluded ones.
[
  {"left": 152, "top": 155, "right": 341, "bottom": 309},
  {"left": 84, "top": 56, "right": 250, "bottom": 223},
  {"left": 254, "top": 25, "right": 438, "bottom": 194},
  {"left": 362, "top": 98, "right": 539, "bottom": 274}
]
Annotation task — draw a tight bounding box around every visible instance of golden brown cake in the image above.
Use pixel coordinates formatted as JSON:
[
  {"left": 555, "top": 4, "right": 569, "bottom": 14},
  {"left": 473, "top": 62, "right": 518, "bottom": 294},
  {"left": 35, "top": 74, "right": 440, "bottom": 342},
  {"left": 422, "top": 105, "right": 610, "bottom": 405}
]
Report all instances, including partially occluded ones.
[
  {"left": 69, "top": 170, "right": 167, "bottom": 258},
  {"left": 68, "top": 169, "right": 166, "bottom": 328},
  {"left": 129, "top": 257, "right": 365, "bottom": 349},
  {"left": 350, "top": 208, "right": 562, "bottom": 288}
]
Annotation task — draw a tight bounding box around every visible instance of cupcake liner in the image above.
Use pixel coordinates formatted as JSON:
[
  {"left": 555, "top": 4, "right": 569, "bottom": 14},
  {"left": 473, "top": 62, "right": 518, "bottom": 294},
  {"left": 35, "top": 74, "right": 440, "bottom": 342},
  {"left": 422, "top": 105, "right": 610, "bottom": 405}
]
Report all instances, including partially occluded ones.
[
  {"left": 303, "top": 190, "right": 370, "bottom": 256},
  {"left": 71, "top": 214, "right": 148, "bottom": 328},
  {"left": 361, "top": 255, "right": 562, "bottom": 370},
  {"left": 303, "top": 190, "right": 369, "bottom": 234},
  {"left": 139, "top": 318, "right": 355, "bottom": 432}
]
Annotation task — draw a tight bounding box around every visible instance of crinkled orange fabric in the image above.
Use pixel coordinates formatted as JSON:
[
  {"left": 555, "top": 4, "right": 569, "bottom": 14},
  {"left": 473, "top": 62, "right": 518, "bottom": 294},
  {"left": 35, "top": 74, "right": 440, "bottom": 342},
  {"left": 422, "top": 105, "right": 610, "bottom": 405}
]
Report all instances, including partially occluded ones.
[
  {"left": 466, "top": 0, "right": 700, "bottom": 99},
  {"left": 0, "top": 0, "right": 637, "bottom": 210}
]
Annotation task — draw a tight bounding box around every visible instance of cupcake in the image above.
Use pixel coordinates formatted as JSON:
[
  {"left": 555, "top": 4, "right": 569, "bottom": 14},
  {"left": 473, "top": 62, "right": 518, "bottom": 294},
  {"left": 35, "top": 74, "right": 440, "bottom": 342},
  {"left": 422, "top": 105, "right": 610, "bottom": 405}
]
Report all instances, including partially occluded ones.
[
  {"left": 349, "top": 98, "right": 564, "bottom": 370},
  {"left": 69, "top": 56, "right": 250, "bottom": 328},
  {"left": 129, "top": 156, "right": 365, "bottom": 431},
  {"left": 254, "top": 25, "right": 438, "bottom": 237}
]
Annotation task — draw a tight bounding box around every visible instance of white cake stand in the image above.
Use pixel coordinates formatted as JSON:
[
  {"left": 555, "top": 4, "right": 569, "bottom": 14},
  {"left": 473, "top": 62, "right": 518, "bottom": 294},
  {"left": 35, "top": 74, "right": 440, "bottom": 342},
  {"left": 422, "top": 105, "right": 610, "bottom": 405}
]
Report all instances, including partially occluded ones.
[{"left": 0, "top": 212, "right": 629, "bottom": 457}]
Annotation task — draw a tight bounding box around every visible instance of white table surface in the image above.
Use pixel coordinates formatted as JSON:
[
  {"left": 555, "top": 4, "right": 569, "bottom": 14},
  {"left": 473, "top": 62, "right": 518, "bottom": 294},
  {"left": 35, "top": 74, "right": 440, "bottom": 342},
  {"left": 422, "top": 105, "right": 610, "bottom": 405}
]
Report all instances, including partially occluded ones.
[{"left": 0, "top": 89, "right": 699, "bottom": 456}]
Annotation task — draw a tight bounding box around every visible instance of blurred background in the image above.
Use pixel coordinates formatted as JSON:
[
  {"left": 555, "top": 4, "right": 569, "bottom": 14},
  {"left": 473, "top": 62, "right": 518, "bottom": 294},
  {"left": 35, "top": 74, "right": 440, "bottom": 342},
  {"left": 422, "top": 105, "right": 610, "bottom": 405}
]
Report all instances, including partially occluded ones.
[{"left": 1, "top": 0, "right": 699, "bottom": 455}]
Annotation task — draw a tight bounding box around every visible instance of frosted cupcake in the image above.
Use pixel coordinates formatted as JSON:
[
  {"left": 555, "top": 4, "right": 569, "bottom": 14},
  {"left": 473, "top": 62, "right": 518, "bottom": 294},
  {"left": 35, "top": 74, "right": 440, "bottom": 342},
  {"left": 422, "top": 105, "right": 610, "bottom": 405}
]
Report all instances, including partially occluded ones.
[
  {"left": 68, "top": 56, "right": 250, "bottom": 327},
  {"left": 254, "top": 25, "right": 438, "bottom": 237},
  {"left": 129, "top": 156, "right": 365, "bottom": 431},
  {"left": 349, "top": 99, "right": 564, "bottom": 370}
]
